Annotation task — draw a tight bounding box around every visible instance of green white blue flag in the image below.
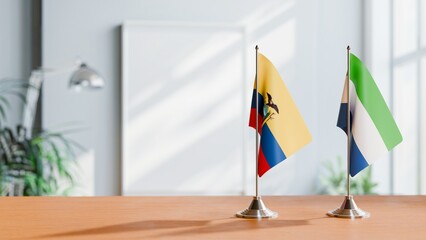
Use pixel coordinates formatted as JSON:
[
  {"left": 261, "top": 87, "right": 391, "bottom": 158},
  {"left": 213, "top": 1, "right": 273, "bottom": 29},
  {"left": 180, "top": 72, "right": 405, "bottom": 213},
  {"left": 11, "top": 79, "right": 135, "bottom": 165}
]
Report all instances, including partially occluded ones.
[{"left": 337, "top": 53, "right": 403, "bottom": 176}]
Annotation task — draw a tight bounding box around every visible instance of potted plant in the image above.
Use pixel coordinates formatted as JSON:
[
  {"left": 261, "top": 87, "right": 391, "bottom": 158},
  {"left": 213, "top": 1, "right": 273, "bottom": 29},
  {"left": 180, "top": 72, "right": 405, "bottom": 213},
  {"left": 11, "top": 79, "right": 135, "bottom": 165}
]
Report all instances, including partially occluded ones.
[
  {"left": 0, "top": 79, "right": 80, "bottom": 196},
  {"left": 318, "top": 156, "right": 378, "bottom": 195}
]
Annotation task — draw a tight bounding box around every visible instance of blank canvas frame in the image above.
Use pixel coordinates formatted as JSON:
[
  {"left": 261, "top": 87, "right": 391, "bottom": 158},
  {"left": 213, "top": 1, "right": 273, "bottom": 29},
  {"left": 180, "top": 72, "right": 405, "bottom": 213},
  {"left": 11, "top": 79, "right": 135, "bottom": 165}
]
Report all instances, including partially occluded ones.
[{"left": 121, "top": 21, "right": 249, "bottom": 195}]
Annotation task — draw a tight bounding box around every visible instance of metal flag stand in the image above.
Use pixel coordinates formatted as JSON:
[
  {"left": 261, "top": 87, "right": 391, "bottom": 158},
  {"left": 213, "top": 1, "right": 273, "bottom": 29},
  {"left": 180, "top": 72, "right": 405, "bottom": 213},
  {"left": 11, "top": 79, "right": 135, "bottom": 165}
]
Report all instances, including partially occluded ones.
[
  {"left": 326, "top": 46, "right": 370, "bottom": 219},
  {"left": 236, "top": 45, "right": 277, "bottom": 219}
]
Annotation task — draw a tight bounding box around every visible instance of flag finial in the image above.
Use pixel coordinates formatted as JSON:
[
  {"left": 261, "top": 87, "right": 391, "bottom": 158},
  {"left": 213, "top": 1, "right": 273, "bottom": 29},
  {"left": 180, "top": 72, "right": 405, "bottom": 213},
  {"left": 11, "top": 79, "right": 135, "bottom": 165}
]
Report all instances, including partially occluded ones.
[
  {"left": 255, "top": 45, "right": 259, "bottom": 50},
  {"left": 347, "top": 45, "right": 351, "bottom": 51}
]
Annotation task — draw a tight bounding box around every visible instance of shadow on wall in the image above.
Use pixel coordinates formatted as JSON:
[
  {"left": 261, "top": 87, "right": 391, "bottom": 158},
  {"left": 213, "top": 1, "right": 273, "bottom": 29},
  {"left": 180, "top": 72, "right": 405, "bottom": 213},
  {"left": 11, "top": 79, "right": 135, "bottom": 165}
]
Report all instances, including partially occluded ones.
[{"left": 123, "top": 0, "right": 307, "bottom": 195}]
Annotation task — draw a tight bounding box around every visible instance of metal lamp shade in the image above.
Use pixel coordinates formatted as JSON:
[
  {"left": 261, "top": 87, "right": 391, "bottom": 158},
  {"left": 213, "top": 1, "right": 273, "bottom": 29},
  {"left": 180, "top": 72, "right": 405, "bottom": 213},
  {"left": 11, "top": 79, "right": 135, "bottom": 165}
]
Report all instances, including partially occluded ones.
[{"left": 69, "top": 63, "right": 104, "bottom": 90}]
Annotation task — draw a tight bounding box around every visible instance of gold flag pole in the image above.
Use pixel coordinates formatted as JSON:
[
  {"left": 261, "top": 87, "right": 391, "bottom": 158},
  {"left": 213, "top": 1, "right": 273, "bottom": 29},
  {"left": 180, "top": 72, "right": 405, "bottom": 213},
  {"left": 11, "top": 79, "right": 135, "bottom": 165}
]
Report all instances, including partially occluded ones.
[
  {"left": 236, "top": 45, "right": 277, "bottom": 219},
  {"left": 327, "top": 46, "right": 369, "bottom": 219}
]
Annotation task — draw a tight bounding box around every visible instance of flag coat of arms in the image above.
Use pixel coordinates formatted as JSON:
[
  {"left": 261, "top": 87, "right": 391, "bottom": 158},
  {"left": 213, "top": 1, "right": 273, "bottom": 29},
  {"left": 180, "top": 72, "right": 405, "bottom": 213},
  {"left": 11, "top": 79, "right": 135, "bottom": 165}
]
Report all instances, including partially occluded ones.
[
  {"left": 337, "top": 53, "right": 403, "bottom": 176},
  {"left": 249, "top": 53, "right": 311, "bottom": 177}
]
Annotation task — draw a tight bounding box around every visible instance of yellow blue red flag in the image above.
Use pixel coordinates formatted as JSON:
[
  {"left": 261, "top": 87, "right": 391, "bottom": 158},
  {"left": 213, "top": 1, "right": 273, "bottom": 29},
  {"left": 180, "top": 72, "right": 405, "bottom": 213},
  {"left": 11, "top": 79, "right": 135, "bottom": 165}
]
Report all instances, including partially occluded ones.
[{"left": 249, "top": 53, "right": 311, "bottom": 177}]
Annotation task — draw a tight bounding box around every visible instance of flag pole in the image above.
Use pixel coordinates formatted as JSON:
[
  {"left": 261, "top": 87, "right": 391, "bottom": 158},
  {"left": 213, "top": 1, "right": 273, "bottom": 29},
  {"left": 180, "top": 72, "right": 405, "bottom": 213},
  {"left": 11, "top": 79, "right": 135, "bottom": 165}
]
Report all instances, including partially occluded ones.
[
  {"left": 236, "top": 45, "right": 277, "bottom": 219},
  {"left": 255, "top": 45, "right": 259, "bottom": 198},
  {"left": 326, "top": 46, "right": 369, "bottom": 219},
  {"left": 346, "top": 45, "right": 351, "bottom": 198}
]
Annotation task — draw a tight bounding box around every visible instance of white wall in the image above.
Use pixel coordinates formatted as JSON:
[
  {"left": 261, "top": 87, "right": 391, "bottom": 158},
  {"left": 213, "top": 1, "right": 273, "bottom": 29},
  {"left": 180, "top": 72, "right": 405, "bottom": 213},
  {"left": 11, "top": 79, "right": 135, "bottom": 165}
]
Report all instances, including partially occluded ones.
[
  {"left": 0, "top": 0, "right": 32, "bottom": 127},
  {"left": 42, "top": 0, "right": 363, "bottom": 195},
  {"left": 366, "top": 0, "right": 426, "bottom": 195}
]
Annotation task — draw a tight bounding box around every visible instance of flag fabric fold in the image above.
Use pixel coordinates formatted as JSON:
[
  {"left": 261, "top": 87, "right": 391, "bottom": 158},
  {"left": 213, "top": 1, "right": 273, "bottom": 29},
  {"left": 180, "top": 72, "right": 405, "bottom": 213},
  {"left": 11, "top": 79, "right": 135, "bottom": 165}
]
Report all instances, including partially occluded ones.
[
  {"left": 249, "top": 53, "right": 311, "bottom": 177},
  {"left": 337, "top": 53, "right": 403, "bottom": 177}
]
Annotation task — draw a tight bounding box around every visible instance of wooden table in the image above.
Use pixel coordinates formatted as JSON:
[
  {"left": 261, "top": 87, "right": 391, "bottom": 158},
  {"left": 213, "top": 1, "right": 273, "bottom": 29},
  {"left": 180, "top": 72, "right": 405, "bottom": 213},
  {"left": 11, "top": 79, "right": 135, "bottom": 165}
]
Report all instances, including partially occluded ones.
[{"left": 1, "top": 196, "right": 425, "bottom": 239}]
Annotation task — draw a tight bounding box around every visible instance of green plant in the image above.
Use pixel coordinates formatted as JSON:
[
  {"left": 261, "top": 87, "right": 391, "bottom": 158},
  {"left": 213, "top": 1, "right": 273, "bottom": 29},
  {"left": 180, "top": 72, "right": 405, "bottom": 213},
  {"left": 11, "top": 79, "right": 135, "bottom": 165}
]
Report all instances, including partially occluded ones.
[
  {"left": 0, "top": 78, "right": 81, "bottom": 196},
  {"left": 318, "top": 156, "right": 378, "bottom": 195},
  {"left": 0, "top": 125, "right": 82, "bottom": 196}
]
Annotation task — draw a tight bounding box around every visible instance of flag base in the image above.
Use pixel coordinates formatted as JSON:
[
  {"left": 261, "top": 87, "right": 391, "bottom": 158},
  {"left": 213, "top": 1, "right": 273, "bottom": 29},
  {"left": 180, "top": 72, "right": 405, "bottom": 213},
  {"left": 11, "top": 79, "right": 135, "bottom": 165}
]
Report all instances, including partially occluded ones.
[
  {"left": 236, "top": 196, "right": 278, "bottom": 219},
  {"left": 327, "top": 195, "right": 370, "bottom": 219}
]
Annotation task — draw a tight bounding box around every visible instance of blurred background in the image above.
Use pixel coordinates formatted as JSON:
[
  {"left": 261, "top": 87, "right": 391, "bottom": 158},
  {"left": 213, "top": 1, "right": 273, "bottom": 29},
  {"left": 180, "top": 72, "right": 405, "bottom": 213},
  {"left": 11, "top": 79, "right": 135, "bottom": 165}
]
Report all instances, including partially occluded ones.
[{"left": 0, "top": 0, "right": 424, "bottom": 196}]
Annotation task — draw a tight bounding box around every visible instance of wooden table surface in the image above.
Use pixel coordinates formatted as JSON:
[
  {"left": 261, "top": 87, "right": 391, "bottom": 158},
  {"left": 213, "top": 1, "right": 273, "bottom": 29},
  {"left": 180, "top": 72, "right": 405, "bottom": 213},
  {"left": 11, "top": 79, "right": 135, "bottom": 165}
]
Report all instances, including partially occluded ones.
[{"left": 1, "top": 196, "right": 425, "bottom": 239}]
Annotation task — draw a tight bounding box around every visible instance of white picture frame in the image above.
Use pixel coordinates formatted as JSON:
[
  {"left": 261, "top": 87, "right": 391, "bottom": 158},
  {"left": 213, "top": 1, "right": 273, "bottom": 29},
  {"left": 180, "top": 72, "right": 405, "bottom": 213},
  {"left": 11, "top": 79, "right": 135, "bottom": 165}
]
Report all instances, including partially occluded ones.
[{"left": 121, "top": 21, "right": 249, "bottom": 195}]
